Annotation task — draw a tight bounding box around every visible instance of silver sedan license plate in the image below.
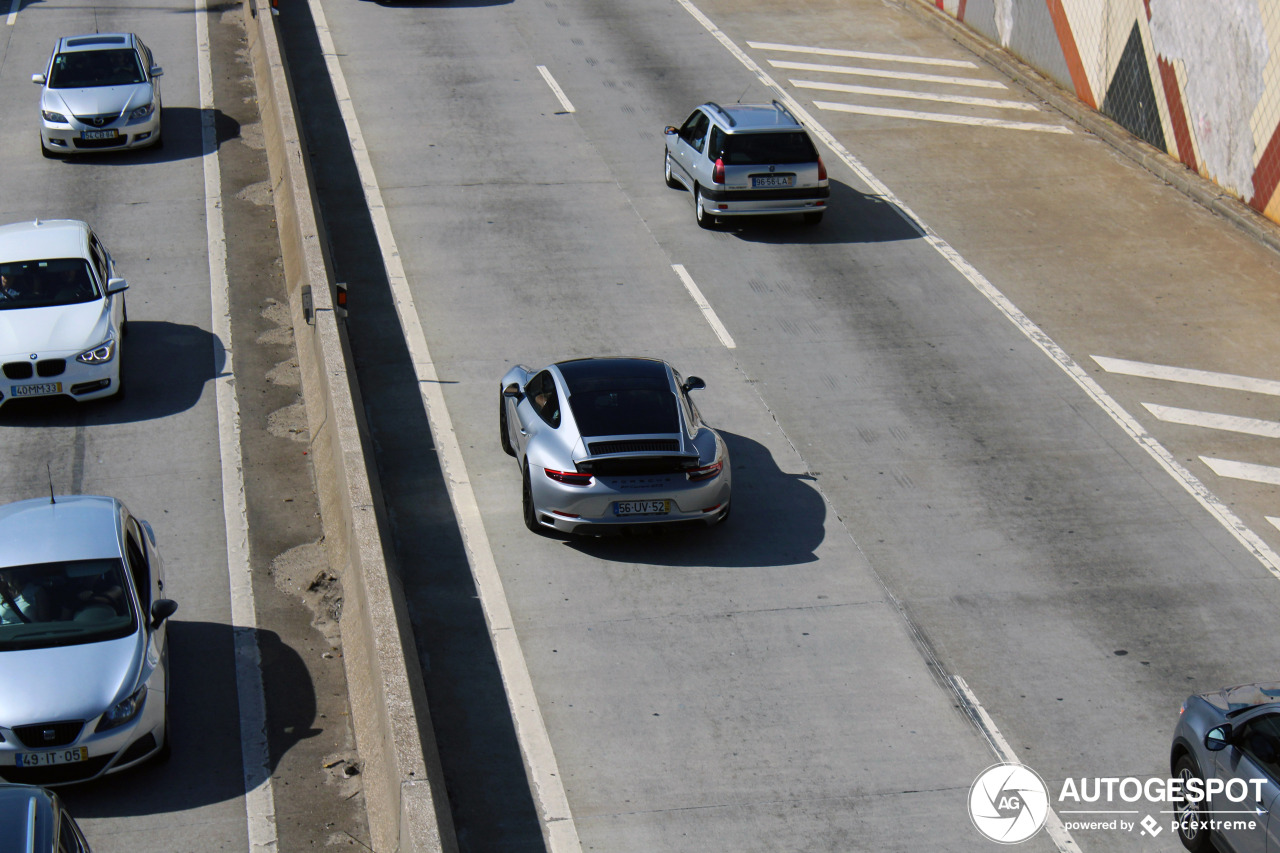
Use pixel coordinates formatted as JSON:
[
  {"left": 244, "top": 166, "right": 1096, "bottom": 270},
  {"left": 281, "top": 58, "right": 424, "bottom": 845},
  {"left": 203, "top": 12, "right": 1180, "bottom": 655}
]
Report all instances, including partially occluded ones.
[
  {"left": 82, "top": 129, "right": 118, "bottom": 140},
  {"left": 752, "top": 175, "right": 794, "bottom": 188},
  {"left": 12, "top": 382, "right": 61, "bottom": 398},
  {"left": 16, "top": 747, "right": 88, "bottom": 767},
  {"left": 614, "top": 499, "right": 670, "bottom": 517}
]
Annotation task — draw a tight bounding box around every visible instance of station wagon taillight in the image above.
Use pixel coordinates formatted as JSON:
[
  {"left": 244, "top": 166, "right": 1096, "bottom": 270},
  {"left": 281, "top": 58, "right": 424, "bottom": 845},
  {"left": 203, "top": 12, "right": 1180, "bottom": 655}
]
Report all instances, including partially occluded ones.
[
  {"left": 817, "top": 156, "right": 827, "bottom": 182},
  {"left": 712, "top": 157, "right": 725, "bottom": 184}
]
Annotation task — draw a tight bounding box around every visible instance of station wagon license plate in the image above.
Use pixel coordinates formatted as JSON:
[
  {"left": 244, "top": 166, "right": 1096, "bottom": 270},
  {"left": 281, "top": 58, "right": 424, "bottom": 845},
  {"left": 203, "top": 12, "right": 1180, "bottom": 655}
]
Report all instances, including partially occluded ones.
[
  {"left": 614, "top": 499, "right": 670, "bottom": 517},
  {"left": 11, "top": 382, "right": 61, "bottom": 398},
  {"left": 15, "top": 747, "right": 88, "bottom": 767},
  {"left": 752, "top": 175, "right": 795, "bottom": 188},
  {"left": 82, "top": 129, "right": 118, "bottom": 140}
]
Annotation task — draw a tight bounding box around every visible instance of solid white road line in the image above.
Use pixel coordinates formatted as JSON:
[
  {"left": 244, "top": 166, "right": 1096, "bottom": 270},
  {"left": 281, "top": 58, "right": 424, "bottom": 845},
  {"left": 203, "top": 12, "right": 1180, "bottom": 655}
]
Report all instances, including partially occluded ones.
[
  {"left": 198, "top": 0, "right": 278, "bottom": 848},
  {"left": 307, "top": 2, "right": 582, "bottom": 851},
  {"left": 1143, "top": 403, "right": 1280, "bottom": 438},
  {"left": 672, "top": 264, "right": 736, "bottom": 349},
  {"left": 1201, "top": 458, "right": 1280, "bottom": 487},
  {"left": 769, "top": 59, "right": 1008, "bottom": 88},
  {"left": 793, "top": 79, "right": 1039, "bottom": 111},
  {"left": 748, "top": 40, "right": 977, "bottom": 68},
  {"left": 953, "top": 677, "right": 1080, "bottom": 852},
  {"left": 537, "top": 65, "right": 576, "bottom": 113},
  {"left": 813, "top": 100, "right": 1070, "bottom": 133},
  {"left": 1094, "top": 355, "right": 1280, "bottom": 396}
]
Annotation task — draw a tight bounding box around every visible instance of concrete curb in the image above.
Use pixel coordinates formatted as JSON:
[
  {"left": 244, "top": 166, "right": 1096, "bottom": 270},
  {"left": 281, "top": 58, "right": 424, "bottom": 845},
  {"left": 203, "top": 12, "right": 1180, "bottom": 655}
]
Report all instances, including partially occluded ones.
[
  {"left": 242, "top": 1, "right": 458, "bottom": 850},
  {"left": 899, "top": 0, "right": 1280, "bottom": 259}
]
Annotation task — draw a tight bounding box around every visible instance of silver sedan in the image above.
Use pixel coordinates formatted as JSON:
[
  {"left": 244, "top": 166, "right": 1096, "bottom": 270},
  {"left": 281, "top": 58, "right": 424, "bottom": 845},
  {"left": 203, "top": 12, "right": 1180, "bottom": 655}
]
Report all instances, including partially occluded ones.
[
  {"left": 500, "top": 357, "right": 731, "bottom": 534},
  {"left": 0, "top": 495, "right": 177, "bottom": 786},
  {"left": 33, "top": 33, "right": 163, "bottom": 158}
]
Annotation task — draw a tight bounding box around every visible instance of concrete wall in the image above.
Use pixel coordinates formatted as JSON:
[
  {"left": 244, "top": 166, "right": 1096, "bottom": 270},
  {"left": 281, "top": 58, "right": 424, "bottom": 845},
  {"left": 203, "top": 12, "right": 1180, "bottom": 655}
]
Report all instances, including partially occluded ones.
[
  {"left": 925, "top": 0, "right": 1280, "bottom": 225},
  {"left": 242, "top": 1, "right": 457, "bottom": 850}
]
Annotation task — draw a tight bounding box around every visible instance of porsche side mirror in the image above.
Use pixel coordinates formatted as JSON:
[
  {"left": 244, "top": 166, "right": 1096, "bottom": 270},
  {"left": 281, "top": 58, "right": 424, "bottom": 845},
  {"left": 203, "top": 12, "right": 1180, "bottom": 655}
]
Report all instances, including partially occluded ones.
[
  {"left": 503, "top": 383, "right": 523, "bottom": 400},
  {"left": 664, "top": 126, "right": 678, "bottom": 135}
]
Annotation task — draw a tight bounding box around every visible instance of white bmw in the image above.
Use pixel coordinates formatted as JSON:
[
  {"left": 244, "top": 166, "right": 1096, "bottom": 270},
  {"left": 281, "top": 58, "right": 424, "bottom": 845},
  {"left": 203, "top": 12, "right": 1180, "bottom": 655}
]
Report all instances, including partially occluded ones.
[{"left": 0, "top": 220, "right": 128, "bottom": 407}]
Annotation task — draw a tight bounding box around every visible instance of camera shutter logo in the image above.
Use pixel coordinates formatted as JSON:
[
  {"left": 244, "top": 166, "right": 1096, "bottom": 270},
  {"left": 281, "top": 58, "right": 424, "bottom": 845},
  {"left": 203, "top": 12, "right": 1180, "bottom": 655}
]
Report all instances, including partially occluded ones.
[{"left": 969, "top": 763, "right": 1050, "bottom": 843}]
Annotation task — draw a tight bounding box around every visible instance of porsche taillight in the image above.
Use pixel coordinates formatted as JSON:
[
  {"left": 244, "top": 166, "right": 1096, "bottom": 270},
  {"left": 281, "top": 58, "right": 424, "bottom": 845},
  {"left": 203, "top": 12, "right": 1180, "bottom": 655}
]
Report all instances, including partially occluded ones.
[{"left": 544, "top": 468, "right": 593, "bottom": 486}]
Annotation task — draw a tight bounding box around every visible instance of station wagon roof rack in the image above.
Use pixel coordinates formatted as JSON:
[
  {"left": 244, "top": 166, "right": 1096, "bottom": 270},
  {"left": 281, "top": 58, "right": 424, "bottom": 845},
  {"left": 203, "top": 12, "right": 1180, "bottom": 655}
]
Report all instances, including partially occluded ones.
[
  {"left": 771, "top": 100, "right": 798, "bottom": 123},
  {"left": 703, "top": 102, "right": 736, "bottom": 127}
]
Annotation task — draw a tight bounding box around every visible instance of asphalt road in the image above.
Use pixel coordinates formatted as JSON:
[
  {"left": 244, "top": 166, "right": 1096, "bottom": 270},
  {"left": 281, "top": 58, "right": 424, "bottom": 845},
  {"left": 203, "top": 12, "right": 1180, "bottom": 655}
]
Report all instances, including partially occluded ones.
[
  {"left": 0, "top": 1, "right": 368, "bottom": 851},
  {"left": 284, "top": 0, "right": 1280, "bottom": 850}
]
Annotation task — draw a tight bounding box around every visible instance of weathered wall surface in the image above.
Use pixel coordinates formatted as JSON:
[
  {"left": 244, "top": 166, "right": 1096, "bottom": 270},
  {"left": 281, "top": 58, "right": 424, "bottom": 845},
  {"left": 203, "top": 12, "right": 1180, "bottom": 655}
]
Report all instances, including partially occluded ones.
[{"left": 929, "top": 0, "right": 1280, "bottom": 224}]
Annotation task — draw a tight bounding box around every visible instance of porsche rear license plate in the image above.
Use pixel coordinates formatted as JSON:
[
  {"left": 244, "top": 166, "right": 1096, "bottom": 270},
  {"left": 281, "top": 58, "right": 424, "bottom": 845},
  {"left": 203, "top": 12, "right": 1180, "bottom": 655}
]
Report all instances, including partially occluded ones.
[
  {"left": 614, "top": 500, "right": 670, "bottom": 516},
  {"left": 82, "top": 130, "right": 118, "bottom": 140},
  {"left": 16, "top": 747, "right": 88, "bottom": 767},
  {"left": 12, "top": 382, "right": 61, "bottom": 398}
]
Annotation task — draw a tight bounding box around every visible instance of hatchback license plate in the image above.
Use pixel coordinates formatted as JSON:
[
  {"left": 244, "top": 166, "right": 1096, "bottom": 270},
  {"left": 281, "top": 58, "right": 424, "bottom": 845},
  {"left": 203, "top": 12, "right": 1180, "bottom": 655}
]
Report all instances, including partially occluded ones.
[
  {"left": 16, "top": 747, "right": 88, "bottom": 767},
  {"left": 614, "top": 499, "right": 670, "bottom": 516},
  {"left": 752, "top": 175, "right": 795, "bottom": 188},
  {"left": 12, "top": 382, "right": 61, "bottom": 398},
  {"left": 82, "top": 130, "right": 118, "bottom": 140}
]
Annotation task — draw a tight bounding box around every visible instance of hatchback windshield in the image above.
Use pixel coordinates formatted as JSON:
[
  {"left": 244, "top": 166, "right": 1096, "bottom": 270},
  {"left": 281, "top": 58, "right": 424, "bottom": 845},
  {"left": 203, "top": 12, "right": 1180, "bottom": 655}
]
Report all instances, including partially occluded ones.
[
  {"left": 0, "top": 559, "right": 136, "bottom": 650},
  {"left": 48, "top": 49, "right": 144, "bottom": 89},
  {"left": 0, "top": 259, "right": 98, "bottom": 310},
  {"left": 720, "top": 131, "right": 818, "bottom": 166}
]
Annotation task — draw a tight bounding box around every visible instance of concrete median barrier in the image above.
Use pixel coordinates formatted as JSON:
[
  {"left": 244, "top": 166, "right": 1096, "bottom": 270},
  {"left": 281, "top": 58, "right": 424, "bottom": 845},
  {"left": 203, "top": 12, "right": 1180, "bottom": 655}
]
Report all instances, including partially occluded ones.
[{"left": 243, "top": 1, "right": 457, "bottom": 850}]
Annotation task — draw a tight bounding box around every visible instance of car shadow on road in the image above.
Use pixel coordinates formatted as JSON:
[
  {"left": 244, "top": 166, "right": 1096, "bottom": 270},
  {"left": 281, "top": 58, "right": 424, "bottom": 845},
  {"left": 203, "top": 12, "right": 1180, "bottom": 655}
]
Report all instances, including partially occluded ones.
[
  {"left": 41, "top": 107, "right": 240, "bottom": 166},
  {"left": 717, "top": 180, "right": 922, "bottom": 245},
  {"left": 563, "top": 430, "right": 827, "bottom": 567},
  {"left": 56, "top": 621, "right": 316, "bottom": 819},
  {"left": 0, "top": 320, "right": 219, "bottom": 426}
]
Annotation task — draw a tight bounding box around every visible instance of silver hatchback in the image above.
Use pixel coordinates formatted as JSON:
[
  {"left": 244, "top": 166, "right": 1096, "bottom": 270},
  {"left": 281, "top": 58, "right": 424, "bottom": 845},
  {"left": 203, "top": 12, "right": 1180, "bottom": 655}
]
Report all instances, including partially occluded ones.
[
  {"left": 0, "top": 495, "right": 176, "bottom": 786},
  {"left": 664, "top": 101, "right": 829, "bottom": 228}
]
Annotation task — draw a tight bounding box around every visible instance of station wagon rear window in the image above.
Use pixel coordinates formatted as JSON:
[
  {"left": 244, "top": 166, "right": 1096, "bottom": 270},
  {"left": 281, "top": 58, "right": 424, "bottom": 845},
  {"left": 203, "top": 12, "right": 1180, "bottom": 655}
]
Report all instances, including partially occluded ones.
[{"left": 718, "top": 131, "right": 818, "bottom": 166}]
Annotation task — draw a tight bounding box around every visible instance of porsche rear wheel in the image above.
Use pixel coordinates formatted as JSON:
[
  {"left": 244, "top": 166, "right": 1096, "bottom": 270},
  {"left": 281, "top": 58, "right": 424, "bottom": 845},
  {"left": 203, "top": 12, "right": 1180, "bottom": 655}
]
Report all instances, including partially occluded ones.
[{"left": 522, "top": 464, "right": 541, "bottom": 533}]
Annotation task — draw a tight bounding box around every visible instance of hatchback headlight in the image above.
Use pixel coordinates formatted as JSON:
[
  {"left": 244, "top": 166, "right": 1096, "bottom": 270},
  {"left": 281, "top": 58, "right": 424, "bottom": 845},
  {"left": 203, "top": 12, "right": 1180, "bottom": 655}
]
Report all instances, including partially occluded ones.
[
  {"left": 77, "top": 340, "right": 116, "bottom": 365},
  {"left": 96, "top": 686, "right": 146, "bottom": 732},
  {"left": 128, "top": 102, "right": 155, "bottom": 121},
  {"left": 42, "top": 110, "right": 68, "bottom": 124}
]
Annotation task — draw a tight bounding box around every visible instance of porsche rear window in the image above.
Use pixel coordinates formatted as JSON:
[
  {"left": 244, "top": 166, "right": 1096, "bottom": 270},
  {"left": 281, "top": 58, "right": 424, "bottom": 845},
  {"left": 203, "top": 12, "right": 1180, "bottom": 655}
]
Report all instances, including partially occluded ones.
[{"left": 559, "top": 361, "right": 679, "bottom": 437}]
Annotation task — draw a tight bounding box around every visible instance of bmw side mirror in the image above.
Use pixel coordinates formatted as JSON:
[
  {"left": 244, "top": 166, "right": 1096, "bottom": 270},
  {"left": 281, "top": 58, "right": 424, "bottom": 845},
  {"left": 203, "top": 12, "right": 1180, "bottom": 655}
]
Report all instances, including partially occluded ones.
[
  {"left": 664, "top": 126, "right": 678, "bottom": 135},
  {"left": 1205, "top": 724, "right": 1232, "bottom": 751},
  {"left": 31, "top": 73, "right": 45, "bottom": 85},
  {"left": 150, "top": 598, "right": 178, "bottom": 630},
  {"left": 150, "top": 65, "right": 163, "bottom": 77},
  {"left": 682, "top": 376, "right": 706, "bottom": 392},
  {"left": 503, "top": 383, "right": 523, "bottom": 400},
  {"left": 107, "top": 277, "right": 128, "bottom": 294}
]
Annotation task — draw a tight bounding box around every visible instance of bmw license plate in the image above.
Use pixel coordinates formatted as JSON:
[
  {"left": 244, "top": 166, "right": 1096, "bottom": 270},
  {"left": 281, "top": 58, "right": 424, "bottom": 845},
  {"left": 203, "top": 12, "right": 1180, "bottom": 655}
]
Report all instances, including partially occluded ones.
[
  {"left": 614, "top": 499, "right": 670, "bottom": 517},
  {"left": 12, "top": 382, "right": 61, "bottom": 398},
  {"left": 82, "top": 130, "right": 118, "bottom": 140},
  {"left": 752, "top": 175, "right": 794, "bottom": 188},
  {"left": 16, "top": 747, "right": 88, "bottom": 767}
]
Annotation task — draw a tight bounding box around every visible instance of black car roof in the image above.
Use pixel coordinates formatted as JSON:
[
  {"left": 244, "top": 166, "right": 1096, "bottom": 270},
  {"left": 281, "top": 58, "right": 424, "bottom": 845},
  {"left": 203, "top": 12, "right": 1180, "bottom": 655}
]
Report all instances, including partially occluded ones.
[{"left": 555, "top": 358, "right": 670, "bottom": 394}]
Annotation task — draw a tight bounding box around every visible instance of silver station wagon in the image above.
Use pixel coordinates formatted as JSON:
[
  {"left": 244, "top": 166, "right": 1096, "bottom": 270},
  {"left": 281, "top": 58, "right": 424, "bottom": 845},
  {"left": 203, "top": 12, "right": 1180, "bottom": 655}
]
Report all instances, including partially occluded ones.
[{"left": 664, "top": 101, "right": 829, "bottom": 228}]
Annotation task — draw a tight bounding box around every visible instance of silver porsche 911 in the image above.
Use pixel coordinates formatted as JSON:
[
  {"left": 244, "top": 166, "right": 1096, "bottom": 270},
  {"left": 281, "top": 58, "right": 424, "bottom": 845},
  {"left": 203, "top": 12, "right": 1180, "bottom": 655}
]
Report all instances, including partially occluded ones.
[
  {"left": 33, "top": 33, "right": 163, "bottom": 158},
  {"left": 500, "top": 357, "right": 731, "bottom": 534}
]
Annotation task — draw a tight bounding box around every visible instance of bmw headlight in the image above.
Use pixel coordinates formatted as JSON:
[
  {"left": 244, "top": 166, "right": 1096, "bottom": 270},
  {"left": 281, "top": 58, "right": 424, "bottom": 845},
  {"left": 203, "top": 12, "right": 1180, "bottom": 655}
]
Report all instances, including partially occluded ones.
[
  {"left": 128, "top": 102, "right": 155, "bottom": 121},
  {"left": 96, "top": 686, "right": 146, "bottom": 732},
  {"left": 42, "top": 110, "right": 68, "bottom": 124},
  {"left": 77, "top": 340, "right": 116, "bottom": 365}
]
